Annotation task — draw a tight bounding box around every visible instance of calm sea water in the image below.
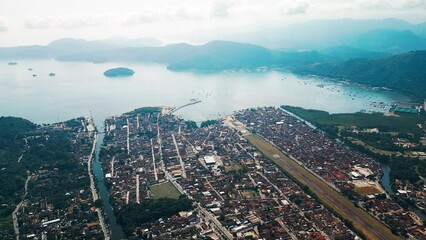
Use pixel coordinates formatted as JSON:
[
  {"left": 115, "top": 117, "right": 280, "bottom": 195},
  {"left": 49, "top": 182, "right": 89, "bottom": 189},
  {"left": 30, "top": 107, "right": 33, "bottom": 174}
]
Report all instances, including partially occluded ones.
[{"left": 1, "top": 59, "right": 409, "bottom": 126}]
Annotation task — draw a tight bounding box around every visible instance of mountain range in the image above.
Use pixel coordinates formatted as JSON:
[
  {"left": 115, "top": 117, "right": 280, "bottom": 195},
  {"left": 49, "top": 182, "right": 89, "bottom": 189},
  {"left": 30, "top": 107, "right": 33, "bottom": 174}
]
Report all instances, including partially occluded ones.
[
  {"left": 1, "top": 18, "right": 425, "bottom": 100},
  {"left": 294, "top": 50, "right": 426, "bottom": 100},
  {"left": 222, "top": 18, "right": 426, "bottom": 52}
]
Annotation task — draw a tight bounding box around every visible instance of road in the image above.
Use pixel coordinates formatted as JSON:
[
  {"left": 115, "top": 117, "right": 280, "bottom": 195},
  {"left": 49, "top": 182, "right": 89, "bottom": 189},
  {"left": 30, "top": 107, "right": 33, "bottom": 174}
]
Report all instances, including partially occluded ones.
[
  {"left": 245, "top": 133, "right": 400, "bottom": 240},
  {"left": 136, "top": 174, "right": 140, "bottom": 204},
  {"left": 203, "top": 177, "right": 224, "bottom": 202},
  {"left": 12, "top": 174, "right": 30, "bottom": 240},
  {"left": 150, "top": 138, "right": 158, "bottom": 181},
  {"left": 126, "top": 118, "right": 130, "bottom": 155},
  {"left": 172, "top": 134, "right": 187, "bottom": 178},
  {"left": 197, "top": 204, "right": 234, "bottom": 240},
  {"left": 111, "top": 156, "right": 115, "bottom": 177}
]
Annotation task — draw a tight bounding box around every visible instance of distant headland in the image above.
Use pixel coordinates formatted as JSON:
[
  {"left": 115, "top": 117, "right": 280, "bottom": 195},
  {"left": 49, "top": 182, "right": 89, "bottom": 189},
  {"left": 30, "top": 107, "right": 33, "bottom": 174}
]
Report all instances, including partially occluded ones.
[{"left": 103, "top": 67, "right": 134, "bottom": 78}]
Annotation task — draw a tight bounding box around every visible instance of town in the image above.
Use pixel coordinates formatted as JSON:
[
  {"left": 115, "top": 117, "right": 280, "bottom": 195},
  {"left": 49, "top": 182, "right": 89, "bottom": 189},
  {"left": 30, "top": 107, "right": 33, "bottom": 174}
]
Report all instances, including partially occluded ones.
[
  {"left": 235, "top": 107, "right": 426, "bottom": 239},
  {"left": 101, "top": 107, "right": 359, "bottom": 239},
  {"left": 12, "top": 117, "right": 108, "bottom": 239},
  {"left": 5, "top": 104, "right": 426, "bottom": 240}
]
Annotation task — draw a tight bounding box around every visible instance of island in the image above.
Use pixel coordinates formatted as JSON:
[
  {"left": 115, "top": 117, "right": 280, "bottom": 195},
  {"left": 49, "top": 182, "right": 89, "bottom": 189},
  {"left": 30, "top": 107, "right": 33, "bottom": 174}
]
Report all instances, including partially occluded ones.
[
  {"left": 8, "top": 62, "right": 18, "bottom": 65},
  {"left": 103, "top": 67, "right": 134, "bottom": 77}
]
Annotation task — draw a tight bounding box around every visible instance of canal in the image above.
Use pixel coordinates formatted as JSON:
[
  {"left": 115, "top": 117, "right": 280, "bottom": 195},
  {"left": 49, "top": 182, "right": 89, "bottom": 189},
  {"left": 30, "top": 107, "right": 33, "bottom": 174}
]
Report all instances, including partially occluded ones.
[
  {"left": 381, "top": 164, "right": 426, "bottom": 221},
  {"left": 93, "top": 132, "right": 126, "bottom": 240}
]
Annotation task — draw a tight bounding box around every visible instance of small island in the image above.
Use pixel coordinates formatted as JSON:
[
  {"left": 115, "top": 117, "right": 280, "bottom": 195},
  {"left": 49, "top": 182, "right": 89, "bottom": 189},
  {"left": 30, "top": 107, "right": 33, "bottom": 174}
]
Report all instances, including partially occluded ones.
[
  {"left": 103, "top": 67, "right": 134, "bottom": 78},
  {"left": 8, "top": 62, "right": 18, "bottom": 65}
]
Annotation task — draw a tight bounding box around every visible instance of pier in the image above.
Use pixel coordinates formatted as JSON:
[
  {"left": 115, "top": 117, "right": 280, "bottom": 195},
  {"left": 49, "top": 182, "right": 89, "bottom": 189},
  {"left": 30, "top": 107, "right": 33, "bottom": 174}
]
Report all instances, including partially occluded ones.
[{"left": 169, "top": 99, "right": 201, "bottom": 114}]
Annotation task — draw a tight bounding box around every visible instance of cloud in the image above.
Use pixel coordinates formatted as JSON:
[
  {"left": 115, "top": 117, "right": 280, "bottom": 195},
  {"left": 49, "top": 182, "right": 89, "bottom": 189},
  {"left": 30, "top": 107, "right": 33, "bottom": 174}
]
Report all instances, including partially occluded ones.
[
  {"left": 281, "top": 2, "right": 310, "bottom": 15},
  {"left": 357, "top": 0, "right": 392, "bottom": 10},
  {"left": 398, "top": 0, "right": 426, "bottom": 9},
  {"left": 210, "top": 0, "right": 234, "bottom": 18},
  {"left": 125, "top": 11, "right": 160, "bottom": 25},
  {"left": 57, "top": 15, "right": 107, "bottom": 29},
  {"left": 124, "top": 7, "right": 204, "bottom": 26},
  {"left": 25, "top": 15, "right": 108, "bottom": 30},
  {"left": 25, "top": 17, "right": 52, "bottom": 29},
  {"left": 0, "top": 20, "right": 7, "bottom": 32},
  {"left": 167, "top": 6, "right": 203, "bottom": 21}
]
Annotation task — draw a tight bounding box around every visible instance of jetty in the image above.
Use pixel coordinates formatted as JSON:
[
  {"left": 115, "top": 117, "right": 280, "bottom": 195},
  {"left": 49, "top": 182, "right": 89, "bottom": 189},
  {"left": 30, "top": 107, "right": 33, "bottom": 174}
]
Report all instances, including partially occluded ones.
[{"left": 169, "top": 99, "right": 201, "bottom": 114}]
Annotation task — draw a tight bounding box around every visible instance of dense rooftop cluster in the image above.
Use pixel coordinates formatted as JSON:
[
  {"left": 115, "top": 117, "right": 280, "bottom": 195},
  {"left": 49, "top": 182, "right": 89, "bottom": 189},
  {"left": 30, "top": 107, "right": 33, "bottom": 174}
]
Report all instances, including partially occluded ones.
[
  {"left": 101, "top": 108, "right": 357, "bottom": 239},
  {"left": 235, "top": 107, "right": 426, "bottom": 239}
]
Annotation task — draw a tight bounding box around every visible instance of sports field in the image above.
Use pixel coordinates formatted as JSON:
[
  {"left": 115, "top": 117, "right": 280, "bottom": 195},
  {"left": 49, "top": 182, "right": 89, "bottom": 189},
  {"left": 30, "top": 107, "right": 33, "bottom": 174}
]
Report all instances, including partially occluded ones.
[{"left": 149, "top": 181, "right": 181, "bottom": 199}]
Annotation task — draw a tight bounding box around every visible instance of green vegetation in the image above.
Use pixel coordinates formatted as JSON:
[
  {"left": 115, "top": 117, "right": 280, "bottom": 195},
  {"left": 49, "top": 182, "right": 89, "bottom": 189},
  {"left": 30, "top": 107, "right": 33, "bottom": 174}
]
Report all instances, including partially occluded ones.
[
  {"left": 294, "top": 50, "right": 426, "bottom": 100},
  {"left": 240, "top": 190, "right": 258, "bottom": 199},
  {"left": 200, "top": 119, "right": 219, "bottom": 128},
  {"left": 103, "top": 67, "right": 134, "bottom": 77},
  {"left": 0, "top": 117, "right": 35, "bottom": 236},
  {"left": 117, "top": 197, "right": 193, "bottom": 236},
  {"left": 126, "top": 107, "right": 161, "bottom": 115},
  {"left": 224, "top": 164, "right": 243, "bottom": 172},
  {"left": 282, "top": 105, "right": 426, "bottom": 134},
  {"left": 149, "top": 181, "right": 181, "bottom": 199},
  {"left": 389, "top": 157, "right": 423, "bottom": 185},
  {"left": 0, "top": 117, "right": 94, "bottom": 238},
  {"left": 283, "top": 105, "right": 426, "bottom": 188},
  {"left": 24, "top": 133, "right": 89, "bottom": 209},
  {"left": 185, "top": 120, "right": 198, "bottom": 130}
]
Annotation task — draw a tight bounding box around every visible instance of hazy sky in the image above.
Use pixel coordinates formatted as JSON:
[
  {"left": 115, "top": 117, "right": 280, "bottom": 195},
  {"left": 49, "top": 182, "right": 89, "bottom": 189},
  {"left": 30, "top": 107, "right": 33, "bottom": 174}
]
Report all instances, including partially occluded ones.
[{"left": 0, "top": 0, "right": 425, "bottom": 47}]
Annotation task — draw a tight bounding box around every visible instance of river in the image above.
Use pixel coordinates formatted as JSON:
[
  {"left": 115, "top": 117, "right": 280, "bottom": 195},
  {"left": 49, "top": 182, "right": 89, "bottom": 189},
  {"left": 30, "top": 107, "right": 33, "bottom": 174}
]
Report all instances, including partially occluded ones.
[
  {"left": 380, "top": 164, "right": 426, "bottom": 221},
  {"left": 380, "top": 164, "right": 393, "bottom": 196}
]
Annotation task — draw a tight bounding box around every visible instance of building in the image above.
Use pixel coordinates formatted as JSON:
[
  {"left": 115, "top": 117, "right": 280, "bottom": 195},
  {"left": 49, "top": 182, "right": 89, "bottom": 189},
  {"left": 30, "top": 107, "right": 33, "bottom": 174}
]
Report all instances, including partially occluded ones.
[
  {"left": 204, "top": 156, "right": 217, "bottom": 165},
  {"left": 393, "top": 107, "right": 419, "bottom": 114},
  {"left": 392, "top": 102, "right": 421, "bottom": 114}
]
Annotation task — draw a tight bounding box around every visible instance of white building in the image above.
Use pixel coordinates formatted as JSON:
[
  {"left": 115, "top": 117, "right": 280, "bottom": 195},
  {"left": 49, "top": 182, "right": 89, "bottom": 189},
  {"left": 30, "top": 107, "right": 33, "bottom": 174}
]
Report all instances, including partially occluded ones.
[{"left": 204, "top": 156, "right": 217, "bottom": 165}]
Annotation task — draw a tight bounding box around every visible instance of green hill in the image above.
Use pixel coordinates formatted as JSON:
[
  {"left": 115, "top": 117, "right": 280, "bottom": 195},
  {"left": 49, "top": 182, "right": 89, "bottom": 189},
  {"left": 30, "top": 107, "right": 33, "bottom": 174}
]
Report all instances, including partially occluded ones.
[
  {"left": 319, "top": 46, "right": 390, "bottom": 60},
  {"left": 296, "top": 51, "right": 426, "bottom": 100},
  {"left": 349, "top": 29, "right": 426, "bottom": 53}
]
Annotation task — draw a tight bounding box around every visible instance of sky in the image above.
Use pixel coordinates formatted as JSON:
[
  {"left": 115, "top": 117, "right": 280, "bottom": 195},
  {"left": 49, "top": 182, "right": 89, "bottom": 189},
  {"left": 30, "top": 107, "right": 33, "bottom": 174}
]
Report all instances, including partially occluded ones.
[{"left": 0, "top": 0, "right": 425, "bottom": 47}]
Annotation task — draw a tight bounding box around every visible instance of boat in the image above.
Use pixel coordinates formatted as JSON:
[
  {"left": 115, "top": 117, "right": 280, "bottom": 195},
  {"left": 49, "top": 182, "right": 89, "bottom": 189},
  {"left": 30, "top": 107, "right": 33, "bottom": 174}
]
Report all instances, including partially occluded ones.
[{"left": 49, "top": 73, "right": 56, "bottom": 77}]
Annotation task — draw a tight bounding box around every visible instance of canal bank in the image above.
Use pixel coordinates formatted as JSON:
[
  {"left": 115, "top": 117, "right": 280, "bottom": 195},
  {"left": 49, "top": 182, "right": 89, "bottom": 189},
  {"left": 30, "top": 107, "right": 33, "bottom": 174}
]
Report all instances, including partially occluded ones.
[
  {"left": 380, "top": 164, "right": 426, "bottom": 222},
  {"left": 93, "top": 132, "right": 126, "bottom": 240}
]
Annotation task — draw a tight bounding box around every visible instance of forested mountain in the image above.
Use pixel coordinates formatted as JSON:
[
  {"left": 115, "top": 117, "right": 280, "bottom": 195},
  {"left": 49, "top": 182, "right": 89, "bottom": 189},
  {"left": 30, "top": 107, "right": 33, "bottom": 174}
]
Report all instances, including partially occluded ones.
[{"left": 294, "top": 51, "right": 426, "bottom": 100}]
